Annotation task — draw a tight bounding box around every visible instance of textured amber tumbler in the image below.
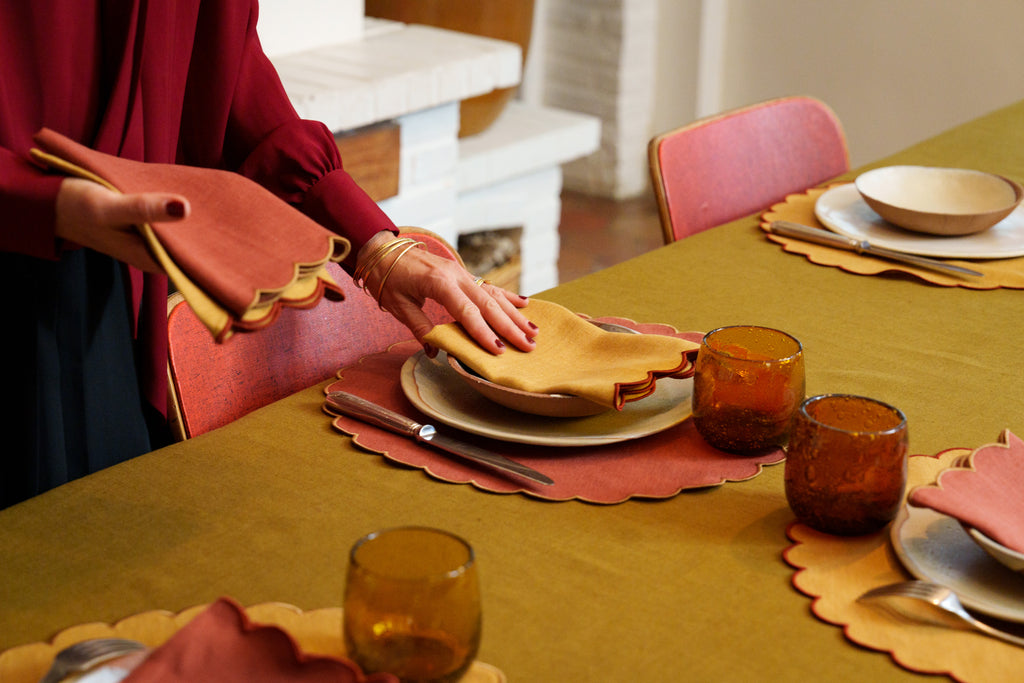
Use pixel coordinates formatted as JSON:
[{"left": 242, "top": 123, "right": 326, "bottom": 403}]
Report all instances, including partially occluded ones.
[
  {"left": 692, "top": 326, "right": 805, "bottom": 453},
  {"left": 344, "top": 527, "right": 481, "bottom": 682},
  {"left": 785, "top": 394, "right": 908, "bottom": 536}
]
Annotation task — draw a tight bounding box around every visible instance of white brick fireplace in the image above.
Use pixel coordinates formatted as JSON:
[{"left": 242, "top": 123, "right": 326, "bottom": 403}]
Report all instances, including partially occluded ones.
[{"left": 258, "top": 1, "right": 600, "bottom": 294}]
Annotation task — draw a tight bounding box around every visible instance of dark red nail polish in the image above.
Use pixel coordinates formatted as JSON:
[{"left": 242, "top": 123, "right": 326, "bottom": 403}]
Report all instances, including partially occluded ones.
[
  {"left": 495, "top": 339, "right": 505, "bottom": 349},
  {"left": 528, "top": 322, "right": 538, "bottom": 330},
  {"left": 166, "top": 200, "right": 186, "bottom": 218},
  {"left": 518, "top": 295, "right": 529, "bottom": 302}
]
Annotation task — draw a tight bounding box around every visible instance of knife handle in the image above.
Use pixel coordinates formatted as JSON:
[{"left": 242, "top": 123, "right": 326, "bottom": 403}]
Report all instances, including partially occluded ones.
[
  {"left": 769, "top": 220, "right": 864, "bottom": 251},
  {"left": 325, "top": 391, "right": 421, "bottom": 437}
]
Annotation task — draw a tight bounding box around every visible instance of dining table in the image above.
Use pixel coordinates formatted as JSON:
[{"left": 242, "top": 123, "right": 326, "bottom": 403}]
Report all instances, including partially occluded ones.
[{"left": 2, "top": 99, "right": 1024, "bottom": 682}]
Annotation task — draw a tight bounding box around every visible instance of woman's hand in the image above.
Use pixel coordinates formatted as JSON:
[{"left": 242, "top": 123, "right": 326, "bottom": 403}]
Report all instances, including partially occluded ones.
[
  {"left": 359, "top": 232, "right": 538, "bottom": 355},
  {"left": 55, "top": 177, "right": 190, "bottom": 272}
]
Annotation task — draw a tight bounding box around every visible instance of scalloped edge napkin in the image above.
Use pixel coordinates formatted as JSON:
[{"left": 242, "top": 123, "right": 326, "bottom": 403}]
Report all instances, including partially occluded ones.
[
  {"left": 422, "top": 299, "right": 699, "bottom": 409},
  {"left": 908, "top": 428, "right": 1024, "bottom": 553},
  {"left": 30, "top": 128, "right": 350, "bottom": 342},
  {"left": 121, "top": 597, "right": 395, "bottom": 683}
]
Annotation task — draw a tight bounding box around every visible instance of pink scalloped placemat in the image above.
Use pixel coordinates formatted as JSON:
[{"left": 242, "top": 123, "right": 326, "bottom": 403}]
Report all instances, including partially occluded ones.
[
  {"left": 322, "top": 318, "right": 784, "bottom": 504},
  {"left": 783, "top": 448, "right": 1024, "bottom": 681}
]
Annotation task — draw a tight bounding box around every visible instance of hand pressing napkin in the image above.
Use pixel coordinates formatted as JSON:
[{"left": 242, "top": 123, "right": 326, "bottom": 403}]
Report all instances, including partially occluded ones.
[
  {"left": 121, "top": 597, "right": 395, "bottom": 683},
  {"left": 909, "top": 429, "right": 1024, "bottom": 553},
  {"left": 30, "top": 128, "right": 350, "bottom": 342},
  {"left": 422, "top": 298, "right": 700, "bottom": 409}
]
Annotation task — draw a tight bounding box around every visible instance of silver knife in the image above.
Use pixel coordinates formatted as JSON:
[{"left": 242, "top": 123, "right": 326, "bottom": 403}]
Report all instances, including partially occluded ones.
[
  {"left": 324, "top": 391, "right": 554, "bottom": 486},
  {"left": 767, "top": 220, "right": 984, "bottom": 278}
]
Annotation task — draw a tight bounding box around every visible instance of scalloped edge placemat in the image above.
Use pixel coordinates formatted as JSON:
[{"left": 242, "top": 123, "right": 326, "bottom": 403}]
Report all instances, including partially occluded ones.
[
  {"left": 783, "top": 449, "right": 1024, "bottom": 681},
  {"left": 760, "top": 184, "right": 1024, "bottom": 289},
  {"left": 324, "top": 317, "right": 784, "bottom": 504}
]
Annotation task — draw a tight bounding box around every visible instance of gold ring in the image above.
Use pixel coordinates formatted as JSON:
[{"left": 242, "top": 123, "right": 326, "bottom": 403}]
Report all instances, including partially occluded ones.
[{"left": 473, "top": 277, "right": 491, "bottom": 287}]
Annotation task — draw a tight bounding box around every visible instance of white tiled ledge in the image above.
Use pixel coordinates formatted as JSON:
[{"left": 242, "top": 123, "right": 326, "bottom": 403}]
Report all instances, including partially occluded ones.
[{"left": 271, "top": 18, "right": 522, "bottom": 132}]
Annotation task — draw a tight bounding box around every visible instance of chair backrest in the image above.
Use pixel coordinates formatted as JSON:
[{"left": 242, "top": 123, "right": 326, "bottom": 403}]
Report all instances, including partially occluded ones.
[
  {"left": 648, "top": 96, "right": 849, "bottom": 243},
  {"left": 166, "top": 230, "right": 459, "bottom": 440}
]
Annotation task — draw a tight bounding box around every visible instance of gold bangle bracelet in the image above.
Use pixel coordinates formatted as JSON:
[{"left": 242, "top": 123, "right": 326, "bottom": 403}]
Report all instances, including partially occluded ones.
[
  {"left": 353, "top": 237, "right": 418, "bottom": 288},
  {"left": 374, "top": 241, "right": 423, "bottom": 309}
]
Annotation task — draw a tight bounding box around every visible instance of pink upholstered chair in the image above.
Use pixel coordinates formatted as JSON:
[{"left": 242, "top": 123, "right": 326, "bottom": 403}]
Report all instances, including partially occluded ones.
[
  {"left": 648, "top": 96, "right": 849, "bottom": 243},
  {"left": 166, "top": 230, "right": 459, "bottom": 440}
]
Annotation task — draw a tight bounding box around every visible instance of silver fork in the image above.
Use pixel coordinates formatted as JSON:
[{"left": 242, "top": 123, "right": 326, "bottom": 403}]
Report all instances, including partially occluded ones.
[
  {"left": 38, "top": 637, "right": 147, "bottom": 683},
  {"left": 858, "top": 580, "right": 1024, "bottom": 648}
]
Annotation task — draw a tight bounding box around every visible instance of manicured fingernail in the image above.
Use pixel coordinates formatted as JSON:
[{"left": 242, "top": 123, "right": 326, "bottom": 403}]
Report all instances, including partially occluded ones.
[
  {"left": 527, "top": 337, "right": 536, "bottom": 345},
  {"left": 423, "top": 343, "right": 437, "bottom": 358},
  {"left": 495, "top": 339, "right": 505, "bottom": 349},
  {"left": 528, "top": 322, "right": 538, "bottom": 331},
  {"left": 518, "top": 295, "right": 529, "bottom": 302},
  {"left": 166, "top": 200, "right": 186, "bottom": 218}
]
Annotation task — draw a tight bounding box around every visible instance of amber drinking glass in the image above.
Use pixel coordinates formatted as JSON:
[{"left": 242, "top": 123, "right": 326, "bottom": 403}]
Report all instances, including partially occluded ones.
[
  {"left": 785, "top": 394, "right": 908, "bottom": 536},
  {"left": 692, "top": 326, "right": 805, "bottom": 453},
  {"left": 344, "top": 527, "right": 481, "bottom": 683}
]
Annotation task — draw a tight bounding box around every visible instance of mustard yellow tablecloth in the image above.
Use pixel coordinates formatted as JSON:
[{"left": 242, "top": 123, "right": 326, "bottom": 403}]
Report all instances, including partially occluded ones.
[{"left": 3, "top": 101, "right": 1024, "bottom": 682}]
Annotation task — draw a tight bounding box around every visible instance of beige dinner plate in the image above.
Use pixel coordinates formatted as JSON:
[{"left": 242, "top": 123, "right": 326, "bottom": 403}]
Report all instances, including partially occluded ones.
[
  {"left": 399, "top": 351, "right": 693, "bottom": 446},
  {"left": 814, "top": 183, "right": 1024, "bottom": 259},
  {"left": 890, "top": 502, "right": 1024, "bottom": 623}
]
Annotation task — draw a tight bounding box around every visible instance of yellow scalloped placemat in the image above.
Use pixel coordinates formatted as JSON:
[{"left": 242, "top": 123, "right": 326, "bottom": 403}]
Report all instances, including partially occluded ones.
[
  {"left": 0, "top": 603, "right": 505, "bottom": 683},
  {"left": 784, "top": 450, "right": 1024, "bottom": 682},
  {"left": 760, "top": 185, "right": 1024, "bottom": 289}
]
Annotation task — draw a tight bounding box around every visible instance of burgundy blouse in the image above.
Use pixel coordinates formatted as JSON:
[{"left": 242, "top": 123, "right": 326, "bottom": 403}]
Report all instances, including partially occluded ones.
[{"left": 0, "top": 0, "right": 397, "bottom": 415}]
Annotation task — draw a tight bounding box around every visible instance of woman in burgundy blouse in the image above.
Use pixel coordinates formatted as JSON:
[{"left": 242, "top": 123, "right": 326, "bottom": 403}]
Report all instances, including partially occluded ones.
[{"left": 0, "top": 0, "right": 536, "bottom": 507}]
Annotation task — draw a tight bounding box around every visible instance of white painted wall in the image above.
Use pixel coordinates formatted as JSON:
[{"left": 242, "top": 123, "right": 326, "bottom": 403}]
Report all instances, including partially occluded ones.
[{"left": 654, "top": 0, "right": 1024, "bottom": 168}]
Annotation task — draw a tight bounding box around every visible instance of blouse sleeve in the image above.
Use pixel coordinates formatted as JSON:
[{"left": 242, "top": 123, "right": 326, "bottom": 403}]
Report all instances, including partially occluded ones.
[
  {"left": 220, "top": 2, "right": 397, "bottom": 272},
  {"left": 0, "top": 147, "right": 64, "bottom": 259}
]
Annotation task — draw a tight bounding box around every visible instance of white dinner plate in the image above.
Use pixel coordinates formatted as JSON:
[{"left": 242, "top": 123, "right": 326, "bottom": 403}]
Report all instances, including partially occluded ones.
[
  {"left": 814, "top": 183, "right": 1024, "bottom": 259},
  {"left": 890, "top": 501, "right": 1024, "bottom": 623},
  {"left": 399, "top": 351, "right": 693, "bottom": 447}
]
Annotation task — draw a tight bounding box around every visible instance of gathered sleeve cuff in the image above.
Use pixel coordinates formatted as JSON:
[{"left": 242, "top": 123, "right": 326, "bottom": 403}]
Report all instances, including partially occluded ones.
[{"left": 235, "top": 118, "right": 398, "bottom": 273}]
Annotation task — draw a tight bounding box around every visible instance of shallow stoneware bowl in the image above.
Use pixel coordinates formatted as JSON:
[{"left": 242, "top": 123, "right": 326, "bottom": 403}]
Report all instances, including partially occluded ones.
[
  {"left": 964, "top": 525, "right": 1024, "bottom": 573},
  {"left": 446, "top": 320, "right": 637, "bottom": 418},
  {"left": 855, "top": 165, "right": 1023, "bottom": 236}
]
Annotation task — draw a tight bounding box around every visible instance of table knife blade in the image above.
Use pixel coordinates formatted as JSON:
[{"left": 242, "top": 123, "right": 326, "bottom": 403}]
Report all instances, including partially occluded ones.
[
  {"left": 325, "top": 391, "right": 554, "bottom": 486},
  {"left": 767, "top": 220, "right": 984, "bottom": 277}
]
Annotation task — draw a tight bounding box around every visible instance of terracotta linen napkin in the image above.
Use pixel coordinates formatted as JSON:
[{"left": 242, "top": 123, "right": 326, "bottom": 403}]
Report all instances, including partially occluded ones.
[
  {"left": 121, "top": 597, "right": 395, "bottom": 683},
  {"left": 422, "top": 299, "right": 700, "bottom": 409},
  {"left": 30, "top": 128, "right": 350, "bottom": 342},
  {"left": 908, "top": 429, "right": 1024, "bottom": 553}
]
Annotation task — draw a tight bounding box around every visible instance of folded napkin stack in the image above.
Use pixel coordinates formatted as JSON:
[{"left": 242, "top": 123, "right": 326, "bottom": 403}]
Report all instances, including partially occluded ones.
[
  {"left": 909, "top": 429, "right": 1024, "bottom": 553},
  {"left": 119, "top": 597, "right": 395, "bottom": 683},
  {"left": 423, "top": 299, "right": 700, "bottom": 409},
  {"left": 31, "top": 128, "right": 350, "bottom": 342}
]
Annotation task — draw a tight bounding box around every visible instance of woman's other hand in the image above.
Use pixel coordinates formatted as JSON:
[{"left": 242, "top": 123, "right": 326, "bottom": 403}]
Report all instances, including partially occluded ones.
[
  {"left": 55, "top": 177, "right": 190, "bottom": 272},
  {"left": 358, "top": 232, "right": 538, "bottom": 355}
]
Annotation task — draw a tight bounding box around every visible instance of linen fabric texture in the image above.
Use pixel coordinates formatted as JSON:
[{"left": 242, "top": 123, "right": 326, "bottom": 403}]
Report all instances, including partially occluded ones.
[{"left": 423, "top": 298, "right": 700, "bottom": 409}]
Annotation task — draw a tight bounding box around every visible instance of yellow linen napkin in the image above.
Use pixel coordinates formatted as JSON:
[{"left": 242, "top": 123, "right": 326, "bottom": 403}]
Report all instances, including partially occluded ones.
[{"left": 423, "top": 299, "right": 699, "bottom": 409}]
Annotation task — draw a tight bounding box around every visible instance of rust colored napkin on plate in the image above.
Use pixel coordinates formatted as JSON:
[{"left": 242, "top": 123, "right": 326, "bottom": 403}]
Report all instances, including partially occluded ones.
[
  {"left": 30, "top": 128, "right": 350, "bottom": 342},
  {"left": 422, "top": 299, "right": 699, "bottom": 409},
  {"left": 908, "top": 429, "right": 1024, "bottom": 553},
  {"left": 122, "top": 597, "right": 395, "bottom": 683}
]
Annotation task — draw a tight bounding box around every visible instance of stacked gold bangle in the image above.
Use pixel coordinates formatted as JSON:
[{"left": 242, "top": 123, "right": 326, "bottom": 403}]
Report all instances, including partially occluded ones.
[{"left": 353, "top": 236, "right": 424, "bottom": 310}]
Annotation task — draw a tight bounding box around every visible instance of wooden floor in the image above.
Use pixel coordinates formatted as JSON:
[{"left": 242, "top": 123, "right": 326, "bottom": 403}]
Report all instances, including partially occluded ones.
[{"left": 556, "top": 190, "right": 666, "bottom": 285}]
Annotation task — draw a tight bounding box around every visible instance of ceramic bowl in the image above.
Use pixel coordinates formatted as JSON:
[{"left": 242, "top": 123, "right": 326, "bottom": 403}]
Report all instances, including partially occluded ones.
[
  {"left": 446, "top": 320, "right": 637, "bottom": 418},
  {"left": 855, "top": 165, "right": 1023, "bottom": 236},
  {"left": 963, "top": 525, "right": 1024, "bottom": 573}
]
